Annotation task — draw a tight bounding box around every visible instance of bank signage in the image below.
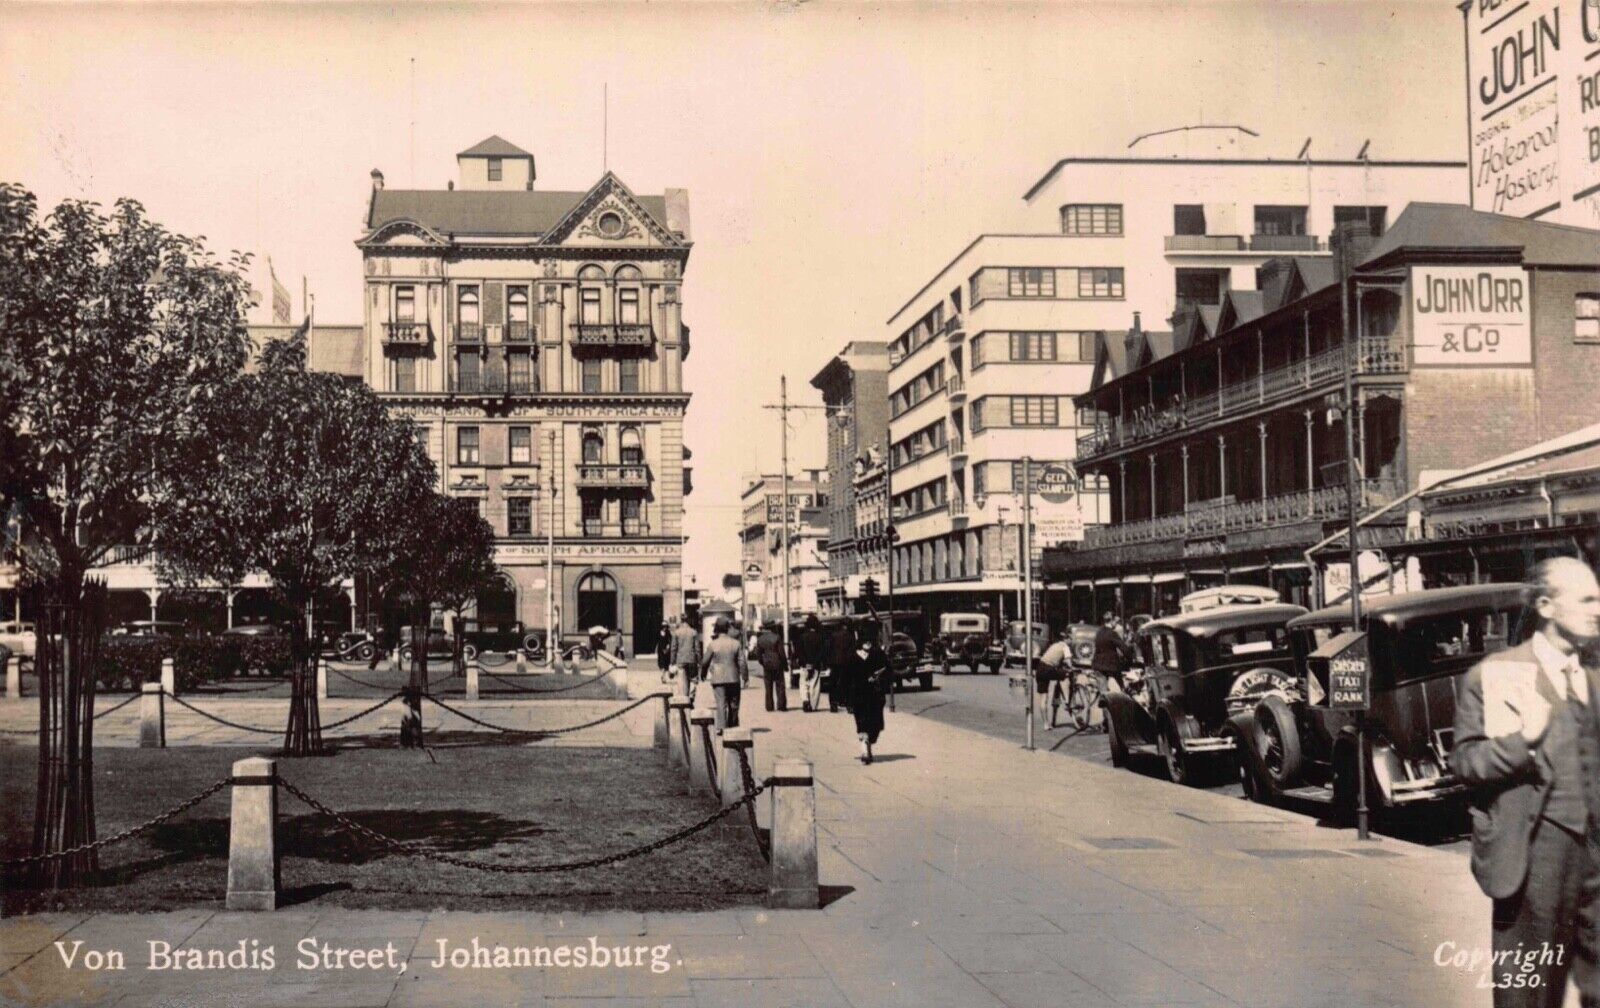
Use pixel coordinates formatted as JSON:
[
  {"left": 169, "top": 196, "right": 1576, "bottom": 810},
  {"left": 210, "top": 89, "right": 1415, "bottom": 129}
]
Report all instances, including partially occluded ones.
[
  {"left": 497, "top": 542, "right": 680, "bottom": 562},
  {"left": 1409, "top": 266, "right": 1532, "bottom": 366},
  {"left": 1462, "top": 0, "right": 1600, "bottom": 225}
]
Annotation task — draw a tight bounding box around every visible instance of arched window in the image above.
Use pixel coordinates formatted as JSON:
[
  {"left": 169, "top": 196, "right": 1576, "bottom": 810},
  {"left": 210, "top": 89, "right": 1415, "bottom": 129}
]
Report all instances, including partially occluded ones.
[
  {"left": 619, "top": 426, "right": 643, "bottom": 465},
  {"left": 578, "top": 265, "right": 605, "bottom": 324},
  {"left": 507, "top": 288, "right": 529, "bottom": 322},
  {"left": 614, "top": 264, "right": 643, "bottom": 325},
  {"left": 582, "top": 429, "right": 605, "bottom": 464},
  {"left": 458, "top": 286, "right": 480, "bottom": 324},
  {"left": 576, "top": 570, "right": 619, "bottom": 632},
  {"left": 475, "top": 574, "right": 517, "bottom": 629}
]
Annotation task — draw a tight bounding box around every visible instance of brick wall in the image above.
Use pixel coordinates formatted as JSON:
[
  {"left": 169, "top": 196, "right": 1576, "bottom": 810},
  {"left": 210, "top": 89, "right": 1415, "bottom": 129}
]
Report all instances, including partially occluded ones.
[{"left": 1529, "top": 267, "right": 1600, "bottom": 439}]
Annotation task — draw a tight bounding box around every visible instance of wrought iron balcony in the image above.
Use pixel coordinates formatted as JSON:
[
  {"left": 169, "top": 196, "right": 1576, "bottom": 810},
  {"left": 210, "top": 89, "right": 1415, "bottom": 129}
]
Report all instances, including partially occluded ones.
[
  {"left": 582, "top": 519, "right": 652, "bottom": 538},
  {"left": 456, "top": 322, "right": 484, "bottom": 344},
  {"left": 572, "top": 323, "right": 654, "bottom": 352},
  {"left": 1079, "top": 478, "right": 1406, "bottom": 550},
  {"left": 947, "top": 495, "right": 968, "bottom": 517},
  {"left": 1165, "top": 234, "right": 1246, "bottom": 252},
  {"left": 504, "top": 321, "right": 535, "bottom": 343},
  {"left": 105, "top": 544, "right": 155, "bottom": 566},
  {"left": 449, "top": 357, "right": 537, "bottom": 395},
  {"left": 382, "top": 321, "right": 429, "bottom": 346},
  {"left": 574, "top": 463, "right": 650, "bottom": 490}
]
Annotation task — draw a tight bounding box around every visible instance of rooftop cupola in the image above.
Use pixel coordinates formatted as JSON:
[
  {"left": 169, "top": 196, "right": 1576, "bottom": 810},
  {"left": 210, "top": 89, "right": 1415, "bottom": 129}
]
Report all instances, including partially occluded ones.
[{"left": 455, "top": 135, "right": 536, "bottom": 191}]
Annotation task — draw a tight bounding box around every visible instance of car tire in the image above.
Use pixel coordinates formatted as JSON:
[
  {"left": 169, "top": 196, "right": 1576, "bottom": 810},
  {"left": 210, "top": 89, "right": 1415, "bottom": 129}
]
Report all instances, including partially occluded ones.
[
  {"left": 398, "top": 646, "right": 414, "bottom": 665},
  {"left": 357, "top": 642, "right": 376, "bottom": 662},
  {"left": 1107, "top": 711, "right": 1130, "bottom": 768},
  {"left": 919, "top": 672, "right": 933, "bottom": 691},
  {"left": 1254, "top": 695, "right": 1303, "bottom": 789},
  {"left": 463, "top": 644, "right": 478, "bottom": 662},
  {"left": 989, "top": 661, "right": 1002, "bottom": 675},
  {"left": 941, "top": 659, "right": 951, "bottom": 676},
  {"left": 1157, "top": 718, "right": 1189, "bottom": 786}
]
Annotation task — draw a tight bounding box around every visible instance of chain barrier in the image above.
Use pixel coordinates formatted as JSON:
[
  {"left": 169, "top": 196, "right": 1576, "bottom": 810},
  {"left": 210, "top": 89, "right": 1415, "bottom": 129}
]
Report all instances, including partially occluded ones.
[
  {"left": 163, "top": 693, "right": 285, "bottom": 735},
  {"left": 0, "top": 723, "right": 39, "bottom": 735},
  {"left": 473, "top": 652, "right": 518, "bottom": 668},
  {"left": 277, "top": 773, "right": 769, "bottom": 874},
  {"left": 421, "top": 692, "right": 664, "bottom": 736},
  {"left": 676, "top": 706, "right": 692, "bottom": 765},
  {"left": 480, "top": 665, "right": 618, "bottom": 695},
  {"left": 699, "top": 722, "right": 720, "bottom": 795},
  {"left": 735, "top": 746, "right": 771, "bottom": 862},
  {"left": 319, "top": 692, "right": 405, "bottom": 730},
  {"left": 0, "top": 692, "right": 143, "bottom": 735},
  {"left": 327, "top": 666, "right": 394, "bottom": 691},
  {"left": 0, "top": 778, "right": 230, "bottom": 868}
]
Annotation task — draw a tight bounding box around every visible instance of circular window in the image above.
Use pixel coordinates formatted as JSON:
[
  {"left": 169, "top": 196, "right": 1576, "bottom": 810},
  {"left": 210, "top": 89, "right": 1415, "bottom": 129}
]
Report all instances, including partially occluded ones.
[{"left": 597, "top": 211, "right": 625, "bottom": 238}]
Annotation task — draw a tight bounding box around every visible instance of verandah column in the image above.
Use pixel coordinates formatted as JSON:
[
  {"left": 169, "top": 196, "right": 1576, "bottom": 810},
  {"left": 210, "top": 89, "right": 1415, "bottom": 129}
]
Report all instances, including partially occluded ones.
[
  {"left": 1258, "top": 422, "right": 1269, "bottom": 521},
  {"left": 1305, "top": 409, "right": 1316, "bottom": 511}
]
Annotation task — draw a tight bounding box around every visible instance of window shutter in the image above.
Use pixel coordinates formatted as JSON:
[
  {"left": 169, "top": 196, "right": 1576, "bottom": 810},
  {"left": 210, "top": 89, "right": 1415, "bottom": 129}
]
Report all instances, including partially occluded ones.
[{"left": 484, "top": 282, "right": 505, "bottom": 323}]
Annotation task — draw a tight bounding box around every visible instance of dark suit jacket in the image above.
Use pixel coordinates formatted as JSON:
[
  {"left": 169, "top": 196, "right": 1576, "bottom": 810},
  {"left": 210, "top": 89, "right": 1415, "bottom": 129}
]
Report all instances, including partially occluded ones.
[{"left": 1451, "top": 638, "right": 1600, "bottom": 899}]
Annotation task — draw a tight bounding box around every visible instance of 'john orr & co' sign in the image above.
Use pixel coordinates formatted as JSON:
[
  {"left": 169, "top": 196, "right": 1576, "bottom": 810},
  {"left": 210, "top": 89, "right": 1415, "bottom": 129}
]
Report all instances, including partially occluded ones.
[{"left": 1410, "top": 265, "right": 1532, "bottom": 366}]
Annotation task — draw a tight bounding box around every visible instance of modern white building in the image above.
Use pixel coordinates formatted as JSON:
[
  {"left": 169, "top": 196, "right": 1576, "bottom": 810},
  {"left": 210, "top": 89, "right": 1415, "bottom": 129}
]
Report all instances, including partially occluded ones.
[{"left": 883, "top": 129, "right": 1465, "bottom": 623}]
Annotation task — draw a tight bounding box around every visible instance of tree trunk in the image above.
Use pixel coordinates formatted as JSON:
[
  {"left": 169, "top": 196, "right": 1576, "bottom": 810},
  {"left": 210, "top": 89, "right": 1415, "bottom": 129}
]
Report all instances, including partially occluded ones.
[
  {"left": 281, "top": 591, "right": 323, "bottom": 755},
  {"left": 28, "top": 578, "right": 108, "bottom": 889},
  {"left": 400, "top": 604, "right": 428, "bottom": 747}
]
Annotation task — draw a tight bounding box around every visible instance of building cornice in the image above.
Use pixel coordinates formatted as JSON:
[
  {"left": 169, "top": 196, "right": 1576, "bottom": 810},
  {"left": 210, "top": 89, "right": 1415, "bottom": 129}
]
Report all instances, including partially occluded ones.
[{"left": 1022, "top": 156, "right": 1467, "bottom": 202}]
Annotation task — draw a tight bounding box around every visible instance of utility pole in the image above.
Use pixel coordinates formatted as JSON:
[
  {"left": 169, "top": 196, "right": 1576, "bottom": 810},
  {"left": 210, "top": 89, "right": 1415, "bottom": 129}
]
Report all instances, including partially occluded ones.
[
  {"left": 1341, "top": 275, "right": 1370, "bottom": 842},
  {"left": 883, "top": 402, "right": 896, "bottom": 712},
  {"left": 546, "top": 429, "right": 557, "bottom": 661},
  {"left": 1023, "top": 456, "right": 1035, "bottom": 752},
  {"left": 763, "top": 379, "right": 829, "bottom": 662}
]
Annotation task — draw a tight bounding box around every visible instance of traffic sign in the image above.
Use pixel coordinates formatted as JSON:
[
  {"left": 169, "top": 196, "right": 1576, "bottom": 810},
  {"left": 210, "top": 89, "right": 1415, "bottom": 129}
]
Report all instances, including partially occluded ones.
[
  {"left": 744, "top": 563, "right": 762, "bottom": 581},
  {"left": 1036, "top": 463, "right": 1076, "bottom": 504}
]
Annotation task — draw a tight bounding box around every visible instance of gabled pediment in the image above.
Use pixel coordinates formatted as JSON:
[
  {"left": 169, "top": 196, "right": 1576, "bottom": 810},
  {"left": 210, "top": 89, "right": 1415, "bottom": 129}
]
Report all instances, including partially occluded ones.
[
  {"left": 542, "top": 172, "right": 683, "bottom": 249},
  {"left": 360, "top": 219, "right": 449, "bottom": 248}
]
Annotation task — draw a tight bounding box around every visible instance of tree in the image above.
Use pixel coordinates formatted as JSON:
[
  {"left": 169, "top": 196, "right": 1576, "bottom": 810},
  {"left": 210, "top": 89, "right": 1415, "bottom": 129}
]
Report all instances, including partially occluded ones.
[
  {"left": 157, "top": 329, "right": 437, "bottom": 754},
  {"left": 0, "top": 185, "right": 253, "bottom": 885}
]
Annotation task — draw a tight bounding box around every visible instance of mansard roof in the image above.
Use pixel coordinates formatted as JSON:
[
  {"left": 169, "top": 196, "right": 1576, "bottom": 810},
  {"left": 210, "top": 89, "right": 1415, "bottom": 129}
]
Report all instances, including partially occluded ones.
[{"left": 363, "top": 174, "right": 672, "bottom": 242}]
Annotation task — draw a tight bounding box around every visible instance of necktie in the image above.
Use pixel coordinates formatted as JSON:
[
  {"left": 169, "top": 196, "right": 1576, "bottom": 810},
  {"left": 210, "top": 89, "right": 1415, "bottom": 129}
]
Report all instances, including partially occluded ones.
[{"left": 1565, "top": 664, "right": 1586, "bottom": 707}]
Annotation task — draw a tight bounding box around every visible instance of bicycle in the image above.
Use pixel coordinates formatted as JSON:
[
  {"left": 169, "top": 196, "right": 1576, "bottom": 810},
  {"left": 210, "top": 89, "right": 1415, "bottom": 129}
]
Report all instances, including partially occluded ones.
[{"left": 1050, "top": 668, "right": 1114, "bottom": 732}]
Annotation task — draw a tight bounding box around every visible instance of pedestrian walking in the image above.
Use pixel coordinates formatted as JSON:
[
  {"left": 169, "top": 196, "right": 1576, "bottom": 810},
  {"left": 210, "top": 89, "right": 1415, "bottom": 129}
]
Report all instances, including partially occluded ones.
[
  {"left": 699, "top": 616, "right": 749, "bottom": 732},
  {"left": 656, "top": 622, "right": 673, "bottom": 683},
  {"left": 753, "top": 620, "right": 789, "bottom": 712},
  {"left": 796, "top": 613, "right": 827, "bottom": 712},
  {"left": 668, "top": 613, "right": 701, "bottom": 698},
  {"left": 824, "top": 617, "right": 855, "bottom": 713},
  {"left": 1452, "top": 556, "right": 1600, "bottom": 1007},
  {"left": 842, "top": 621, "right": 890, "bottom": 763}
]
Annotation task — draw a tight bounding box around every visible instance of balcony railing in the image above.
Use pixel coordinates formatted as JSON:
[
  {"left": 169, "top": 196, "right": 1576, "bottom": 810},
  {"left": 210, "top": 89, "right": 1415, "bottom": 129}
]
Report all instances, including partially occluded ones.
[
  {"left": 1165, "top": 234, "right": 1245, "bottom": 252},
  {"left": 583, "top": 520, "right": 652, "bottom": 538},
  {"left": 948, "top": 434, "right": 966, "bottom": 458},
  {"left": 948, "top": 496, "right": 968, "bottom": 517},
  {"left": 505, "top": 321, "right": 534, "bottom": 343},
  {"left": 573, "top": 323, "right": 653, "bottom": 350},
  {"left": 383, "top": 321, "right": 429, "bottom": 346},
  {"left": 1080, "top": 478, "right": 1406, "bottom": 550},
  {"left": 941, "top": 314, "right": 965, "bottom": 339},
  {"left": 450, "top": 357, "right": 536, "bottom": 395},
  {"left": 456, "top": 322, "right": 484, "bottom": 344},
  {"left": 105, "top": 544, "right": 155, "bottom": 566},
  {"left": 946, "top": 373, "right": 965, "bottom": 399},
  {"left": 574, "top": 463, "right": 650, "bottom": 489},
  {"left": 1250, "top": 233, "right": 1322, "bottom": 252},
  {"left": 1077, "top": 339, "right": 1403, "bottom": 459}
]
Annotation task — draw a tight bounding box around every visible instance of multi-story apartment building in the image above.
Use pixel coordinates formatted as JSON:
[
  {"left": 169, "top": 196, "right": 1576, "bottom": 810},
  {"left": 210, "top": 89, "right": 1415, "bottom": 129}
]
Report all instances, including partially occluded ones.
[
  {"left": 358, "top": 136, "right": 692, "bottom": 652},
  {"left": 883, "top": 131, "right": 1464, "bottom": 624},
  {"left": 851, "top": 448, "right": 889, "bottom": 595},
  {"left": 1049, "top": 203, "right": 1600, "bottom": 616},
  {"left": 738, "top": 471, "right": 829, "bottom": 623},
  {"left": 809, "top": 342, "right": 889, "bottom": 615}
]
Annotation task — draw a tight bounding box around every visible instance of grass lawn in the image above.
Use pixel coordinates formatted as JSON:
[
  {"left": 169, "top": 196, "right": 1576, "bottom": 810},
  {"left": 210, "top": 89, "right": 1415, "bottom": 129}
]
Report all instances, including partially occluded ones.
[{"left": 1, "top": 744, "right": 767, "bottom": 914}]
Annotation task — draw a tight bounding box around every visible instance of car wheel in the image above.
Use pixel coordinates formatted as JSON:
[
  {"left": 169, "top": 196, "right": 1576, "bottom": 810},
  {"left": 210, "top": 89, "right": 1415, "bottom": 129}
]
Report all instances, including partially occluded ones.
[
  {"left": 398, "top": 646, "right": 414, "bottom": 664},
  {"left": 941, "top": 659, "right": 950, "bottom": 676},
  {"left": 1157, "top": 720, "right": 1189, "bottom": 786},
  {"left": 463, "top": 644, "right": 478, "bottom": 662},
  {"left": 1254, "top": 695, "right": 1303, "bottom": 789},
  {"left": 1107, "top": 711, "right": 1130, "bottom": 768},
  {"left": 357, "top": 642, "right": 376, "bottom": 661},
  {"left": 989, "top": 661, "right": 1002, "bottom": 675}
]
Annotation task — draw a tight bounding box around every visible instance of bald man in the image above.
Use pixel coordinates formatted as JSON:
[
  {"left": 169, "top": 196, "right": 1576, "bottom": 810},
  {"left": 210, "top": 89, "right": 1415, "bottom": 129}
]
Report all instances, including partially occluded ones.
[{"left": 1453, "top": 557, "right": 1600, "bottom": 1007}]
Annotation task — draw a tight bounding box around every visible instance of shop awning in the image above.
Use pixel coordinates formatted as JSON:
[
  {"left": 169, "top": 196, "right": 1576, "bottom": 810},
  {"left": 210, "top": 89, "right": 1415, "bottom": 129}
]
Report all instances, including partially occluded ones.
[
  {"left": 1271, "top": 561, "right": 1311, "bottom": 571},
  {"left": 1188, "top": 569, "right": 1225, "bottom": 576},
  {"left": 1070, "top": 580, "right": 1095, "bottom": 588},
  {"left": 1151, "top": 572, "right": 1186, "bottom": 584},
  {"left": 1228, "top": 564, "right": 1268, "bottom": 574}
]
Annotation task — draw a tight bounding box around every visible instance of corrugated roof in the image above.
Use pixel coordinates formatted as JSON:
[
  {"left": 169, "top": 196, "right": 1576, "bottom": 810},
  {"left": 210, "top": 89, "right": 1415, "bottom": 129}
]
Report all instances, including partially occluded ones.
[
  {"left": 457, "top": 135, "right": 533, "bottom": 159},
  {"left": 1362, "top": 202, "right": 1600, "bottom": 268},
  {"left": 367, "top": 188, "right": 669, "bottom": 238},
  {"left": 308, "top": 326, "right": 364, "bottom": 378}
]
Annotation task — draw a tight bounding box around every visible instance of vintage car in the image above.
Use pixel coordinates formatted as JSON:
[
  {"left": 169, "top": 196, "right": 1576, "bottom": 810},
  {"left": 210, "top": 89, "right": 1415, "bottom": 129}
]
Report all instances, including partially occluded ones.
[
  {"left": 1003, "top": 621, "right": 1050, "bottom": 667},
  {"left": 322, "top": 630, "right": 378, "bottom": 661},
  {"left": 397, "top": 625, "right": 455, "bottom": 664},
  {"left": 0, "top": 620, "right": 37, "bottom": 658},
  {"left": 1104, "top": 603, "right": 1308, "bottom": 785},
  {"left": 937, "top": 612, "right": 1004, "bottom": 675},
  {"left": 455, "top": 619, "right": 545, "bottom": 661},
  {"left": 1241, "top": 583, "right": 1532, "bottom": 812}
]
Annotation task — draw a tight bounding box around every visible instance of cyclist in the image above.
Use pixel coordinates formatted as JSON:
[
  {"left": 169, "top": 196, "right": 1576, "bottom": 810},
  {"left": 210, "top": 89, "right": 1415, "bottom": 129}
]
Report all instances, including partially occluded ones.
[{"left": 1035, "top": 630, "right": 1071, "bottom": 726}]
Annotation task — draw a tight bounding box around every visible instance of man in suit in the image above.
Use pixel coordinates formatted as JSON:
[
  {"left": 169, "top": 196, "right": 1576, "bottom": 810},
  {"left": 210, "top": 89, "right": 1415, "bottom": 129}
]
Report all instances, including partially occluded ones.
[
  {"left": 752, "top": 621, "right": 789, "bottom": 712},
  {"left": 699, "top": 617, "right": 749, "bottom": 732},
  {"left": 1453, "top": 556, "right": 1600, "bottom": 1007},
  {"left": 667, "top": 613, "right": 702, "bottom": 698}
]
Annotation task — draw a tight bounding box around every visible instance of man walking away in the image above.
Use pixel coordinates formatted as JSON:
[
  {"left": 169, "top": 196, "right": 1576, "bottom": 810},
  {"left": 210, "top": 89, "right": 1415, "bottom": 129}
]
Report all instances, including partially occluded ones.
[
  {"left": 754, "top": 621, "right": 788, "bottom": 712},
  {"left": 1452, "top": 556, "right": 1600, "bottom": 1007},
  {"left": 825, "top": 618, "right": 856, "bottom": 714},
  {"left": 797, "top": 614, "right": 827, "bottom": 712},
  {"left": 669, "top": 613, "right": 701, "bottom": 698},
  {"left": 700, "top": 617, "right": 748, "bottom": 733}
]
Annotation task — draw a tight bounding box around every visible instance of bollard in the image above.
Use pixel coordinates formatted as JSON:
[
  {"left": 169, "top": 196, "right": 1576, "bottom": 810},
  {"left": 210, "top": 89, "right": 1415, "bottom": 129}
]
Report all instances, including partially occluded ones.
[
  {"left": 768, "top": 759, "right": 819, "bottom": 909},
  {"left": 516, "top": 650, "right": 527, "bottom": 675},
  {"left": 688, "top": 709, "right": 715, "bottom": 791},
  {"left": 668, "top": 696, "right": 691, "bottom": 768},
  {"left": 316, "top": 658, "right": 328, "bottom": 701},
  {"left": 225, "top": 757, "right": 279, "bottom": 911},
  {"left": 4, "top": 652, "right": 17, "bottom": 700},
  {"left": 140, "top": 681, "right": 165, "bottom": 748},
  {"left": 160, "top": 657, "right": 176, "bottom": 697},
  {"left": 652, "top": 694, "right": 671, "bottom": 749},
  {"left": 466, "top": 660, "right": 480, "bottom": 701},
  {"left": 719, "top": 728, "right": 754, "bottom": 806}
]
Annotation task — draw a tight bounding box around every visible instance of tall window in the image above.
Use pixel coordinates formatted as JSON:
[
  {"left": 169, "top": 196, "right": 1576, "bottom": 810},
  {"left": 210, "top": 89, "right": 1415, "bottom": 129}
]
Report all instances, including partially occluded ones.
[
  {"left": 487, "top": 157, "right": 503, "bottom": 181},
  {"left": 621, "top": 498, "right": 643, "bottom": 535},
  {"left": 1010, "top": 396, "right": 1059, "bottom": 426},
  {"left": 507, "top": 497, "right": 532, "bottom": 535},
  {"left": 1077, "top": 268, "right": 1124, "bottom": 299},
  {"left": 1008, "top": 332, "right": 1057, "bottom": 361},
  {"left": 395, "top": 286, "right": 415, "bottom": 321},
  {"left": 458, "top": 286, "right": 480, "bottom": 324},
  {"left": 582, "top": 497, "right": 603, "bottom": 535},
  {"left": 456, "top": 349, "right": 481, "bottom": 391},
  {"left": 970, "top": 334, "right": 985, "bottom": 367},
  {"left": 508, "top": 349, "right": 533, "bottom": 393},
  {"left": 1007, "top": 268, "right": 1054, "bottom": 298},
  {"left": 1060, "top": 204, "right": 1122, "bottom": 235},
  {"left": 970, "top": 399, "right": 986, "bottom": 433},
  {"left": 620, "top": 427, "right": 644, "bottom": 464},
  {"left": 456, "top": 426, "right": 480, "bottom": 465},
  {"left": 509, "top": 426, "right": 532, "bottom": 465},
  {"left": 394, "top": 356, "right": 416, "bottom": 393},
  {"left": 581, "top": 358, "right": 602, "bottom": 393},
  {"left": 619, "top": 358, "right": 641, "bottom": 393},
  {"left": 508, "top": 287, "right": 529, "bottom": 326},
  {"left": 582, "top": 430, "right": 604, "bottom": 464},
  {"left": 1578, "top": 294, "right": 1600, "bottom": 344},
  {"left": 617, "top": 288, "right": 640, "bottom": 324},
  {"left": 580, "top": 288, "right": 602, "bottom": 324}
]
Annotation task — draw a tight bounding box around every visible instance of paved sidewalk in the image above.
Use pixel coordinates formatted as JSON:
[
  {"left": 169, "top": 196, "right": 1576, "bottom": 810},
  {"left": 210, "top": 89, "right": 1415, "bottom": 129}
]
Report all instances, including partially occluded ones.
[{"left": 2, "top": 676, "right": 1519, "bottom": 1007}]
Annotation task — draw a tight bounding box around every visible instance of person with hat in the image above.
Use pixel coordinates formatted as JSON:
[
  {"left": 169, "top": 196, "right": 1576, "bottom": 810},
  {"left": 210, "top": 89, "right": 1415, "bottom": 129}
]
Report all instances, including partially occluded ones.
[
  {"left": 752, "top": 620, "right": 789, "bottom": 712},
  {"left": 840, "top": 620, "right": 891, "bottom": 763},
  {"left": 699, "top": 616, "right": 749, "bottom": 732}
]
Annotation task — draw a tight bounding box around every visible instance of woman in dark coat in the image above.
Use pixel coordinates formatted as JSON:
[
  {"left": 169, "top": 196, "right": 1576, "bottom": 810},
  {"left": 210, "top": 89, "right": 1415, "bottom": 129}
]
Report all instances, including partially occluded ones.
[
  {"left": 842, "top": 622, "right": 890, "bottom": 763},
  {"left": 824, "top": 619, "right": 857, "bottom": 714},
  {"left": 656, "top": 623, "right": 673, "bottom": 682}
]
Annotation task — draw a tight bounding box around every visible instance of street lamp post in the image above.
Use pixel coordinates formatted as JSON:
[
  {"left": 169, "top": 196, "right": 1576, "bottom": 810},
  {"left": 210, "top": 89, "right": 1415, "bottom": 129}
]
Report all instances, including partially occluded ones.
[{"left": 545, "top": 430, "right": 557, "bottom": 663}]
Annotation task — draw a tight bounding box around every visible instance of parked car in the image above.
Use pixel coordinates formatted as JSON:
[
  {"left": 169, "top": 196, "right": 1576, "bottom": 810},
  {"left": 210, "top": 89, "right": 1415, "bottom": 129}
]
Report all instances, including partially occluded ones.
[
  {"left": 1104, "top": 603, "right": 1308, "bottom": 785},
  {"left": 111, "top": 620, "right": 191, "bottom": 638},
  {"left": 1241, "top": 584, "right": 1532, "bottom": 812},
  {"left": 456, "top": 619, "right": 544, "bottom": 661},
  {"left": 322, "top": 630, "right": 378, "bottom": 661},
  {"left": 1178, "top": 584, "right": 1280, "bottom": 613},
  {"left": 397, "top": 625, "right": 454, "bottom": 664},
  {"left": 936, "top": 612, "right": 1004, "bottom": 675},
  {"left": 1003, "top": 621, "right": 1049, "bottom": 667},
  {"left": 0, "top": 620, "right": 37, "bottom": 658}
]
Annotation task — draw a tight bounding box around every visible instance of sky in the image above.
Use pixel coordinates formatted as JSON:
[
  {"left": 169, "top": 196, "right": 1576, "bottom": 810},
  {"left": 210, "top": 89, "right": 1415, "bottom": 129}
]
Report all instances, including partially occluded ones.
[{"left": 0, "top": 1, "right": 1468, "bottom": 587}]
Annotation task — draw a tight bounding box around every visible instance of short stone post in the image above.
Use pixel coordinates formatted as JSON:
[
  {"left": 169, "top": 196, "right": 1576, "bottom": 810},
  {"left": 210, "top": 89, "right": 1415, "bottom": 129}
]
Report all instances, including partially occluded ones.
[
  {"left": 140, "top": 681, "right": 165, "bottom": 748},
  {"left": 516, "top": 650, "right": 527, "bottom": 675},
  {"left": 4, "top": 652, "right": 17, "bottom": 699},
  {"left": 668, "top": 696, "right": 691, "bottom": 768},
  {"left": 465, "top": 659, "right": 480, "bottom": 701},
  {"left": 688, "top": 709, "right": 715, "bottom": 791},
  {"left": 316, "top": 658, "right": 328, "bottom": 700},
  {"left": 720, "top": 728, "right": 754, "bottom": 806},
  {"left": 652, "top": 694, "right": 670, "bottom": 749},
  {"left": 768, "top": 759, "right": 819, "bottom": 909},
  {"left": 225, "top": 756, "right": 279, "bottom": 911},
  {"left": 160, "top": 657, "right": 177, "bottom": 697}
]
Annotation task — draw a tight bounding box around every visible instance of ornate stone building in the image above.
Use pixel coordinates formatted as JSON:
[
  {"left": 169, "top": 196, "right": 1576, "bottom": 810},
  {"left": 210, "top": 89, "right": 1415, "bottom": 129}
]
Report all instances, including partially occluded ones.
[{"left": 357, "top": 136, "right": 692, "bottom": 652}]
